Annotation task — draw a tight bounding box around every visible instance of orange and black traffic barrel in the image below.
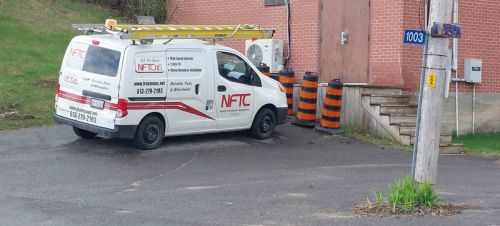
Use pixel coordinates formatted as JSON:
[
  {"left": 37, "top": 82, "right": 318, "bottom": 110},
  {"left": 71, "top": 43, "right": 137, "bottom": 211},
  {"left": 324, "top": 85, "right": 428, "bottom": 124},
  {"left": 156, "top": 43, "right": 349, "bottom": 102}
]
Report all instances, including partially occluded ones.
[
  {"left": 315, "top": 79, "right": 344, "bottom": 135},
  {"left": 291, "top": 72, "right": 319, "bottom": 127},
  {"left": 278, "top": 69, "right": 295, "bottom": 116},
  {"left": 270, "top": 73, "right": 280, "bottom": 81},
  {"left": 257, "top": 63, "right": 270, "bottom": 77}
]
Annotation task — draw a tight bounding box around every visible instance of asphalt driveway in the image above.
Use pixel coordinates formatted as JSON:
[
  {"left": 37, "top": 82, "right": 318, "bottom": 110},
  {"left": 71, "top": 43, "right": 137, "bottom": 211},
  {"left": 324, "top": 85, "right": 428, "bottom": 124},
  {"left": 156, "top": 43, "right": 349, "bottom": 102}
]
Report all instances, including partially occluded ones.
[{"left": 0, "top": 123, "right": 499, "bottom": 225}]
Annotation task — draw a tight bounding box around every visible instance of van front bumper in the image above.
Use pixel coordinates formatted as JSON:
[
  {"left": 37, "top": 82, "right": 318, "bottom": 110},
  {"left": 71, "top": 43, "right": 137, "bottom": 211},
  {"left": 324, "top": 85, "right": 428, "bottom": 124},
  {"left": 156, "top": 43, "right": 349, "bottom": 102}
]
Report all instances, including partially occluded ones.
[
  {"left": 276, "top": 107, "right": 288, "bottom": 125},
  {"left": 53, "top": 114, "right": 137, "bottom": 139}
]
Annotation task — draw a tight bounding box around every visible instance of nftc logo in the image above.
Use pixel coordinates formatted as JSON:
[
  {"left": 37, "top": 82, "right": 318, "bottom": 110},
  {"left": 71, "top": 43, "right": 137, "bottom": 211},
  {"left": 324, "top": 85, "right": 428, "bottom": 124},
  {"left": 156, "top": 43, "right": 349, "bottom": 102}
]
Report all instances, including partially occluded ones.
[
  {"left": 221, "top": 94, "right": 251, "bottom": 108},
  {"left": 69, "top": 48, "right": 86, "bottom": 59}
]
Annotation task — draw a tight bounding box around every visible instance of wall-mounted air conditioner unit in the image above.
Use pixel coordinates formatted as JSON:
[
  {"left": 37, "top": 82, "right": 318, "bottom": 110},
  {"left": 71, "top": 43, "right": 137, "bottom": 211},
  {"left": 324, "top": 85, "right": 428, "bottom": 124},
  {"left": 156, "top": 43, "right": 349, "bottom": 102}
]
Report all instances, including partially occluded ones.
[{"left": 245, "top": 39, "right": 284, "bottom": 73}]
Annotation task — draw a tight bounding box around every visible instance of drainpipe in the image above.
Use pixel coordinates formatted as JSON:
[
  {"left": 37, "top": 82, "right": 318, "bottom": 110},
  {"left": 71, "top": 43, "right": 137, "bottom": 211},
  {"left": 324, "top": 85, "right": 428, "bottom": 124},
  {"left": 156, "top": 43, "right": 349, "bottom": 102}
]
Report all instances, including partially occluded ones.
[
  {"left": 472, "top": 84, "right": 476, "bottom": 134},
  {"left": 453, "top": 0, "right": 459, "bottom": 136},
  {"left": 284, "top": 0, "right": 292, "bottom": 67}
]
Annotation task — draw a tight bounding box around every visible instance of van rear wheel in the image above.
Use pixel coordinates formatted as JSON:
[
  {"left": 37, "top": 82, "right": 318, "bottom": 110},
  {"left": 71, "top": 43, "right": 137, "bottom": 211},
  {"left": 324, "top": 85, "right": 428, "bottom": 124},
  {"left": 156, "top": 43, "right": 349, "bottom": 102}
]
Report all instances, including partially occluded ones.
[
  {"left": 251, "top": 108, "right": 276, "bottom": 140},
  {"left": 133, "top": 115, "right": 165, "bottom": 150},
  {"left": 73, "top": 127, "right": 98, "bottom": 139}
]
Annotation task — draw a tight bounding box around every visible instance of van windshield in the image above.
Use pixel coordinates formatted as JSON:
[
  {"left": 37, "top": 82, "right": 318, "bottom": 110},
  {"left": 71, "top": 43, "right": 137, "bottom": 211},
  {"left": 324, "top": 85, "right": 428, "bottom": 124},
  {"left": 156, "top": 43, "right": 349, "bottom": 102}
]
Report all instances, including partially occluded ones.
[{"left": 82, "top": 46, "right": 121, "bottom": 77}]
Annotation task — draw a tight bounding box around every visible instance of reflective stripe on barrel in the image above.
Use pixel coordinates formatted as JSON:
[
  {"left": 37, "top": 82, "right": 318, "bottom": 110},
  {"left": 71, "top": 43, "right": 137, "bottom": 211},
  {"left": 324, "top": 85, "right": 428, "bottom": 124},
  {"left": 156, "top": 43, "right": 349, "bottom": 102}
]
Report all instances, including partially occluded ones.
[
  {"left": 296, "top": 72, "right": 319, "bottom": 122},
  {"left": 320, "top": 79, "right": 343, "bottom": 129},
  {"left": 279, "top": 69, "right": 295, "bottom": 115}
]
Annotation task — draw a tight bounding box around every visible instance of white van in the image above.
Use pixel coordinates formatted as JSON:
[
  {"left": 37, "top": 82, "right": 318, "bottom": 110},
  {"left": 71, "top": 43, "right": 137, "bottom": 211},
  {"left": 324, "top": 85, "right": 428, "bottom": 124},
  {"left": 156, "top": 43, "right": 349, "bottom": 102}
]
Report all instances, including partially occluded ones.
[{"left": 54, "top": 35, "right": 288, "bottom": 149}]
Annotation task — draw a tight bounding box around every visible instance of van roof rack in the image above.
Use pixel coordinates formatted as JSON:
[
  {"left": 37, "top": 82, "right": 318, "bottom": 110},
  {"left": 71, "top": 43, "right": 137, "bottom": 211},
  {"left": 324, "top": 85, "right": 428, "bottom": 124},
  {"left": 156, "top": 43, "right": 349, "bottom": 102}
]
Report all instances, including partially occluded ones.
[{"left": 72, "top": 19, "right": 274, "bottom": 41}]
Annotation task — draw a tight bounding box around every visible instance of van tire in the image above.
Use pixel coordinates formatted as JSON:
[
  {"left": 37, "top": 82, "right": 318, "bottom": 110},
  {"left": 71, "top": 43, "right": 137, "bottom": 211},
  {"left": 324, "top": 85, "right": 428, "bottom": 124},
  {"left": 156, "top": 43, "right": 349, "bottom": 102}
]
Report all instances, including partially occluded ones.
[
  {"left": 73, "top": 127, "right": 98, "bottom": 139},
  {"left": 133, "top": 115, "right": 165, "bottom": 150},
  {"left": 251, "top": 108, "right": 276, "bottom": 140}
]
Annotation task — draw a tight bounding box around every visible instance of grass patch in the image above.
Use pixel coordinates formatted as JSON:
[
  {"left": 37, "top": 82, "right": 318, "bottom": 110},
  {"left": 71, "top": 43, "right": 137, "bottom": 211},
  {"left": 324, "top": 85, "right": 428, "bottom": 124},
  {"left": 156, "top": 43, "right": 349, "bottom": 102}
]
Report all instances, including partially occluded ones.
[
  {"left": 356, "top": 176, "right": 463, "bottom": 217},
  {"left": 0, "top": 0, "right": 120, "bottom": 130},
  {"left": 342, "top": 127, "right": 411, "bottom": 151},
  {"left": 453, "top": 133, "right": 500, "bottom": 158},
  {"left": 385, "top": 176, "right": 438, "bottom": 212}
]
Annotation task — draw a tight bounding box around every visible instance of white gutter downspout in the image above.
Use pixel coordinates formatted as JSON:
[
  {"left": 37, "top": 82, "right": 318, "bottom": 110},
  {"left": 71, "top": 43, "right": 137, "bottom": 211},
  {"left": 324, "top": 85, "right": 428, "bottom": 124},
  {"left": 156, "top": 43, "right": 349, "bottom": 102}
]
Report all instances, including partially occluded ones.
[{"left": 453, "top": 0, "right": 459, "bottom": 136}]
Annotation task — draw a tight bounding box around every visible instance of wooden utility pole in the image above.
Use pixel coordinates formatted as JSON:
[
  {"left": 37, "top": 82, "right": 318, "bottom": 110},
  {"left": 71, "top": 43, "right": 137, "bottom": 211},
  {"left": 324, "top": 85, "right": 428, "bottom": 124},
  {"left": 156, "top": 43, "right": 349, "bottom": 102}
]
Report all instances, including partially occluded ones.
[{"left": 415, "top": 0, "right": 454, "bottom": 184}]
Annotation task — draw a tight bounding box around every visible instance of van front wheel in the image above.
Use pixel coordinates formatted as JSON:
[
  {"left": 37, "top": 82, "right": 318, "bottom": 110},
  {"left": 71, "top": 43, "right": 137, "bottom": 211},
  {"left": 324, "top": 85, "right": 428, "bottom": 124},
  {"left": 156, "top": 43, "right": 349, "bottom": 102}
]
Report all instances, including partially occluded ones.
[
  {"left": 133, "top": 115, "right": 165, "bottom": 150},
  {"left": 73, "top": 127, "right": 98, "bottom": 139},
  {"left": 251, "top": 108, "right": 276, "bottom": 140}
]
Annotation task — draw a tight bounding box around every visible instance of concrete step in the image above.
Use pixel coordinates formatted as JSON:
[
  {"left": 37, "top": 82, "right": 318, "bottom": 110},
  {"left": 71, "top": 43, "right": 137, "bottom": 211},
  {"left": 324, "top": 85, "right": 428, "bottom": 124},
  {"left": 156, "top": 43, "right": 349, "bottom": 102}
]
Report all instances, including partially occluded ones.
[
  {"left": 361, "top": 88, "right": 402, "bottom": 96},
  {"left": 410, "top": 134, "right": 453, "bottom": 145},
  {"left": 370, "top": 95, "right": 412, "bottom": 105},
  {"left": 408, "top": 98, "right": 418, "bottom": 106},
  {"left": 440, "top": 134, "right": 453, "bottom": 144},
  {"left": 399, "top": 122, "right": 417, "bottom": 127},
  {"left": 400, "top": 126, "right": 416, "bottom": 136},
  {"left": 390, "top": 115, "right": 417, "bottom": 126},
  {"left": 440, "top": 144, "right": 464, "bottom": 154},
  {"left": 380, "top": 104, "right": 418, "bottom": 115},
  {"left": 390, "top": 114, "right": 417, "bottom": 117}
]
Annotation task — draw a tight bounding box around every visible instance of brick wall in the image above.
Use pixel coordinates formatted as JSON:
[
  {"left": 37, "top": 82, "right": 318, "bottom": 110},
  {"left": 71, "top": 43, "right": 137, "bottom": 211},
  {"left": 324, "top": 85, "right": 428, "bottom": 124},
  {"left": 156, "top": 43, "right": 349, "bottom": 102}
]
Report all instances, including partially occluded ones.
[
  {"left": 450, "top": 0, "right": 500, "bottom": 93},
  {"left": 167, "top": 0, "right": 500, "bottom": 93},
  {"left": 167, "top": 0, "right": 320, "bottom": 78},
  {"left": 397, "top": 0, "right": 500, "bottom": 93},
  {"left": 401, "top": 0, "right": 425, "bottom": 90},
  {"left": 369, "top": 0, "right": 405, "bottom": 87}
]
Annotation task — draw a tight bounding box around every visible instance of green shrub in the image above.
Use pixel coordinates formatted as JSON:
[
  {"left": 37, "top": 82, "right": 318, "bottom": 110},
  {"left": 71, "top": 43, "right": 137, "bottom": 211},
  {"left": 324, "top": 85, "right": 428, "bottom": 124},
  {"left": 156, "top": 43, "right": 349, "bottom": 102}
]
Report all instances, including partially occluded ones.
[
  {"left": 122, "top": 0, "right": 166, "bottom": 23},
  {"left": 80, "top": 0, "right": 167, "bottom": 23},
  {"left": 373, "top": 176, "right": 440, "bottom": 213}
]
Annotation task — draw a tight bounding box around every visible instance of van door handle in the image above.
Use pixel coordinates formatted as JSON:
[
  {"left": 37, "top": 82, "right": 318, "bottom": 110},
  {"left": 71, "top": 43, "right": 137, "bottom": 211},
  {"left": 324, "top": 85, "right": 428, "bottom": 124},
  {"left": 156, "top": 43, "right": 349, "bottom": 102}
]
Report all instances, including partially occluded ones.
[
  {"left": 217, "top": 85, "right": 226, "bottom": 92},
  {"left": 205, "top": 100, "right": 213, "bottom": 110},
  {"left": 195, "top": 84, "right": 200, "bottom": 95}
]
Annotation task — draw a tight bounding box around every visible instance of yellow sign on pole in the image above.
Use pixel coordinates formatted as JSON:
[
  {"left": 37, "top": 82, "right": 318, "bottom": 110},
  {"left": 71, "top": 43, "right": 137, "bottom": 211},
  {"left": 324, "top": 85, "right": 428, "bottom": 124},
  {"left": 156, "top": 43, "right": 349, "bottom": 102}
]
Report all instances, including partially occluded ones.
[{"left": 427, "top": 72, "right": 437, "bottom": 88}]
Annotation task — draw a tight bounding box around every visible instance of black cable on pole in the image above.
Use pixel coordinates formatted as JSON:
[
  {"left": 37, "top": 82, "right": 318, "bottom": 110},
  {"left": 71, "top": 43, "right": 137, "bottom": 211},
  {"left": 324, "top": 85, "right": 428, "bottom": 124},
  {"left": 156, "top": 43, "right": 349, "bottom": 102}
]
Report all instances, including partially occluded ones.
[{"left": 284, "top": 0, "right": 291, "bottom": 67}]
